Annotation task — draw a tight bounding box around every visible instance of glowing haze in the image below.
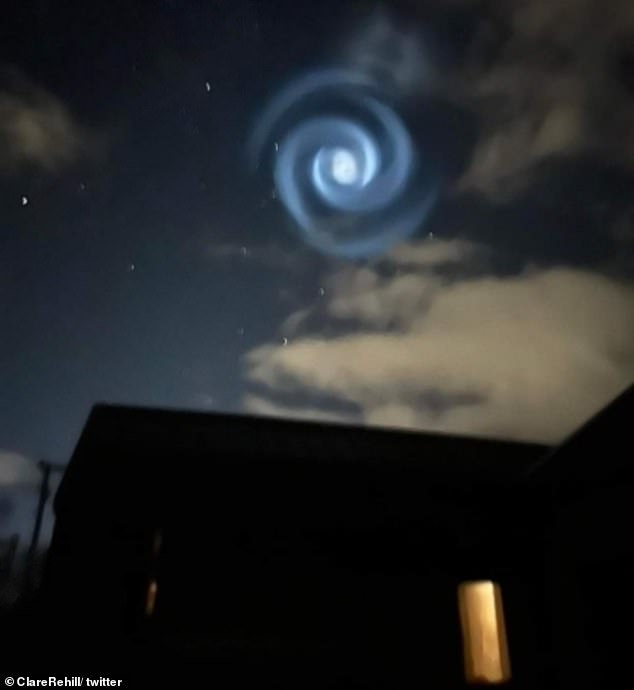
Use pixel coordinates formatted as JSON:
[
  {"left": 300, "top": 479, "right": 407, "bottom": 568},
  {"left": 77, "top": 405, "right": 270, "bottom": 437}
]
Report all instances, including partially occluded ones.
[{"left": 249, "top": 60, "right": 438, "bottom": 258}]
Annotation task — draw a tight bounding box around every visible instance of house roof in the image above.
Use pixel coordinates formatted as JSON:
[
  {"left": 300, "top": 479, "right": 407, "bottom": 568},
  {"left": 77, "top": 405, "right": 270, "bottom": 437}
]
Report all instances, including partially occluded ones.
[
  {"left": 54, "top": 403, "right": 549, "bottom": 518},
  {"left": 525, "top": 384, "right": 634, "bottom": 489}
]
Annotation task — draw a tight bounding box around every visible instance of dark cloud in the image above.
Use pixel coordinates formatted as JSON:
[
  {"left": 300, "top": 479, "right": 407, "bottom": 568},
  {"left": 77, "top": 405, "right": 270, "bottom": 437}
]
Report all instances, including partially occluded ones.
[{"left": 419, "top": 0, "right": 634, "bottom": 198}]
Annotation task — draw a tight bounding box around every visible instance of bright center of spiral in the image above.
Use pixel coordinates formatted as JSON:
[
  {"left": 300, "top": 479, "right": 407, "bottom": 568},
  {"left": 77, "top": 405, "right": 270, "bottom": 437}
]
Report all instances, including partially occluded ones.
[
  {"left": 251, "top": 68, "right": 439, "bottom": 257},
  {"left": 330, "top": 147, "right": 359, "bottom": 185}
]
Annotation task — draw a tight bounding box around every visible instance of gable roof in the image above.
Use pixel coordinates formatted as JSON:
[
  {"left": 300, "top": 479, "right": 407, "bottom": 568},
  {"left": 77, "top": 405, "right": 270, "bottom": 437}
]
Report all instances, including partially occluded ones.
[{"left": 54, "top": 403, "right": 548, "bottom": 516}]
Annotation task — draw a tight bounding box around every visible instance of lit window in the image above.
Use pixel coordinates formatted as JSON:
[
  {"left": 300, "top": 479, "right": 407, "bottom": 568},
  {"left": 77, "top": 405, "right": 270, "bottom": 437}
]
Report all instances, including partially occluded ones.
[
  {"left": 458, "top": 581, "right": 511, "bottom": 684},
  {"left": 145, "top": 579, "right": 158, "bottom": 617}
]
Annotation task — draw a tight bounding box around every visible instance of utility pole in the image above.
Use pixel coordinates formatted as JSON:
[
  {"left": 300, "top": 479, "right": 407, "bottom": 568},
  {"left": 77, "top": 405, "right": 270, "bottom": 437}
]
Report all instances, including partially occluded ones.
[{"left": 23, "top": 460, "right": 65, "bottom": 596}]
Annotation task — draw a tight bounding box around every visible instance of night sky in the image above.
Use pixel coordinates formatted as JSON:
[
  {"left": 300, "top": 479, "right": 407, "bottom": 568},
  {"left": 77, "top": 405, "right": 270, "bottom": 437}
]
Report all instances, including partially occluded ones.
[{"left": 1, "top": 0, "right": 634, "bottom": 543}]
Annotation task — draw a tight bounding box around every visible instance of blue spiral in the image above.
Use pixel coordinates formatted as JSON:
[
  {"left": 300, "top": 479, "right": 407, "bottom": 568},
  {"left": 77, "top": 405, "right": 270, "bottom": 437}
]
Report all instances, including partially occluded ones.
[{"left": 250, "top": 69, "right": 438, "bottom": 259}]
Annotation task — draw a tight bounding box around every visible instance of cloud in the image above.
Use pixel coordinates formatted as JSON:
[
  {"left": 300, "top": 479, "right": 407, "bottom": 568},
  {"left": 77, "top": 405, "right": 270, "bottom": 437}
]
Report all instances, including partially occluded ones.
[
  {"left": 444, "top": 0, "right": 634, "bottom": 198},
  {"left": 0, "top": 68, "right": 96, "bottom": 174},
  {"left": 243, "top": 240, "right": 634, "bottom": 443},
  {"left": 322, "top": 241, "right": 486, "bottom": 329},
  {"left": 0, "top": 451, "right": 38, "bottom": 486},
  {"left": 385, "top": 239, "right": 481, "bottom": 268},
  {"left": 343, "top": 10, "right": 432, "bottom": 96},
  {"left": 244, "top": 394, "right": 353, "bottom": 425}
]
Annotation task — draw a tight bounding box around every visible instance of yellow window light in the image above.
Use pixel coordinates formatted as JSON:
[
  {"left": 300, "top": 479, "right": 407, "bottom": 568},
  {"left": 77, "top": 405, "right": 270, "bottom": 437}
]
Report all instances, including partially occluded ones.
[
  {"left": 145, "top": 579, "right": 158, "bottom": 617},
  {"left": 458, "top": 580, "right": 511, "bottom": 685}
]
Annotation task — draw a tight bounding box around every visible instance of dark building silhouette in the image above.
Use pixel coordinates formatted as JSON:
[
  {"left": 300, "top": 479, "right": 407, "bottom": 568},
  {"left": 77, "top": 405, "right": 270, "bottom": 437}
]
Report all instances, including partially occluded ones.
[
  {"left": 5, "top": 385, "right": 633, "bottom": 688},
  {"left": 524, "top": 384, "right": 634, "bottom": 690}
]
